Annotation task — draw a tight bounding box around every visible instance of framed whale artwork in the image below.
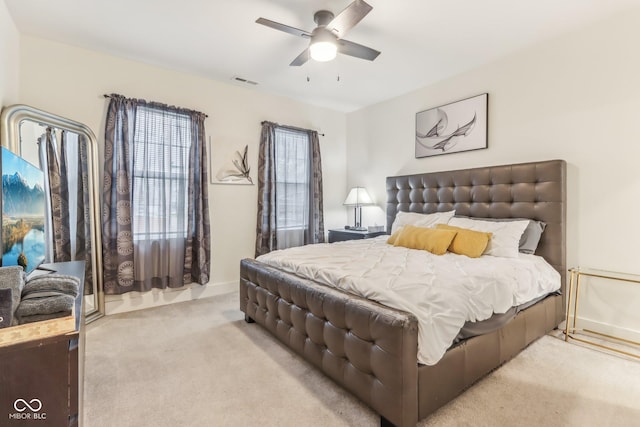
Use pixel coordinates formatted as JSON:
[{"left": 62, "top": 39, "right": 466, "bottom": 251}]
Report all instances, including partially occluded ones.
[{"left": 415, "top": 93, "right": 488, "bottom": 158}]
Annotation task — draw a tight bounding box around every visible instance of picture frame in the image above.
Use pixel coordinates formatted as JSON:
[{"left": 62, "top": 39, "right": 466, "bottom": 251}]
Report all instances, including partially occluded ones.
[
  {"left": 209, "top": 138, "right": 254, "bottom": 185},
  {"left": 415, "top": 93, "right": 488, "bottom": 158}
]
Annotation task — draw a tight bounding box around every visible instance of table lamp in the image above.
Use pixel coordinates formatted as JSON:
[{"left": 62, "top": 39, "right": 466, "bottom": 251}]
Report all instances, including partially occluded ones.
[{"left": 343, "top": 187, "right": 374, "bottom": 231}]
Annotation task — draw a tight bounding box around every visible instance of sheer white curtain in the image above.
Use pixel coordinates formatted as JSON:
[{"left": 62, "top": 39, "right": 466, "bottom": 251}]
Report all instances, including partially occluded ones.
[
  {"left": 274, "top": 127, "right": 310, "bottom": 249},
  {"left": 131, "top": 105, "right": 190, "bottom": 288}
]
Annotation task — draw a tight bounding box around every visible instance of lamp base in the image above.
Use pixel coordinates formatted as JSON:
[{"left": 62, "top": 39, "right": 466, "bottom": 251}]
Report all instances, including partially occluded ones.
[{"left": 350, "top": 227, "right": 368, "bottom": 231}]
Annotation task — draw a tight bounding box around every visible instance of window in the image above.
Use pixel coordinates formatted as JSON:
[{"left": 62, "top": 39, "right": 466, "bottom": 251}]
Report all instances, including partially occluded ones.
[
  {"left": 103, "top": 93, "right": 210, "bottom": 293},
  {"left": 274, "top": 127, "right": 311, "bottom": 232},
  {"left": 131, "top": 105, "right": 191, "bottom": 240},
  {"left": 255, "top": 120, "right": 324, "bottom": 256}
]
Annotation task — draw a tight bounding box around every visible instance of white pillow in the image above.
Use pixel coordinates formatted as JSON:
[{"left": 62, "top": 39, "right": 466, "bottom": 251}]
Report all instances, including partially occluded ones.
[
  {"left": 448, "top": 217, "right": 529, "bottom": 258},
  {"left": 390, "top": 210, "right": 456, "bottom": 235}
]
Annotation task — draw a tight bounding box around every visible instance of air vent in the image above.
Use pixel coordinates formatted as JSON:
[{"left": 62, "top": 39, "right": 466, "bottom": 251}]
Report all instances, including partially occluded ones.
[{"left": 232, "top": 76, "right": 258, "bottom": 85}]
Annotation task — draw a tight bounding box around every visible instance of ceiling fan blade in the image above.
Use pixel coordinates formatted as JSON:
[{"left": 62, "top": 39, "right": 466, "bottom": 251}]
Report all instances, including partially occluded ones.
[
  {"left": 290, "top": 48, "right": 310, "bottom": 66},
  {"left": 256, "top": 17, "right": 311, "bottom": 38},
  {"left": 326, "top": 0, "right": 373, "bottom": 37},
  {"left": 338, "top": 39, "right": 380, "bottom": 61}
]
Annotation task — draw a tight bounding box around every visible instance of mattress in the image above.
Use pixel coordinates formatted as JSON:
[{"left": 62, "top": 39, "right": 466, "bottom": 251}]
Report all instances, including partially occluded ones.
[{"left": 256, "top": 236, "right": 560, "bottom": 365}]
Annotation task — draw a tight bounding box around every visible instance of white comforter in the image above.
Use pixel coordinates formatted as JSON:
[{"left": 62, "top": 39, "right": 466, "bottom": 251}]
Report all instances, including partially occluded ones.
[{"left": 256, "top": 236, "right": 560, "bottom": 365}]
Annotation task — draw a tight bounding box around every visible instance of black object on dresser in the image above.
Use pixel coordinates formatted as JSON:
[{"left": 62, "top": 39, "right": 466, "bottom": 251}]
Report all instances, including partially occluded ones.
[
  {"left": 0, "top": 261, "right": 85, "bottom": 427},
  {"left": 328, "top": 228, "right": 387, "bottom": 243}
]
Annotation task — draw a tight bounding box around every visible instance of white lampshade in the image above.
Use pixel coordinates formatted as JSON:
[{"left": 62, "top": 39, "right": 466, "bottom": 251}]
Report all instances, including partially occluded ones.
[
  {"left": 343, "top": 187, "right": 373, "bottom": 206},
  {"left": 309, "top": 41, "right": 337, "bottom": 62}
]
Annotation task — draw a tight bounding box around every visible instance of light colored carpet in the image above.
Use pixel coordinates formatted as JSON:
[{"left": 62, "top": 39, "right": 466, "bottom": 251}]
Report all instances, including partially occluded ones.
[{"left": 84, "top": 292, "right": 640, "bottom": 427}]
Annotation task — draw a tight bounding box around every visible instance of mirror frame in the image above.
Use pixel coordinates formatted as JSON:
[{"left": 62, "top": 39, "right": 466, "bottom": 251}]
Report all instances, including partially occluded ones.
[{"left": 0, "top": 104, "right": 104, "bottom": 323}]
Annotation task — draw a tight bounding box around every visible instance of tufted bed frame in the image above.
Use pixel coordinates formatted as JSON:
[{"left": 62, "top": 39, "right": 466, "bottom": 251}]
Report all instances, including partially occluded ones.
[{"left": 239, "top": 159, "right": 566, "bottom": 427}]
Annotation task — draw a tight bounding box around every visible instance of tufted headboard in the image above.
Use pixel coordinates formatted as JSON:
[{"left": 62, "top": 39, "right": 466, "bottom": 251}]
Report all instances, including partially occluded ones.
[{"left": 386, "top": 160, "right": 566, "bottom": 290}]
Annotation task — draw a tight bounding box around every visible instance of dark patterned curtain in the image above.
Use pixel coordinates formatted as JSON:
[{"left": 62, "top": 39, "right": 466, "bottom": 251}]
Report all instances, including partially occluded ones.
[
  {"left": 309, "top": 131, "right": 325, "bottom": 244},
  {"left": 75, "top": 134, "right": 93, "bottom": 292},
  {"left": 42, "top": 128, "right": 71, "bottom": 261},
  {"left": 102, "top": 94, "right": 210, "bottom": 295},
  {"left": 39, "top": 129, "right": 94, "bottom": 294},
  {"left": 183, "top": 112, "right": 211, "bottom": 285},
  {"left": 255, "top": 121, "right": 324, "bottom": 257},
  {"left": 255, "top": 123, "right": 277, "bottom": 256},
  {"left": 102, "top": 95, "right": 135, "bottom": 293}
]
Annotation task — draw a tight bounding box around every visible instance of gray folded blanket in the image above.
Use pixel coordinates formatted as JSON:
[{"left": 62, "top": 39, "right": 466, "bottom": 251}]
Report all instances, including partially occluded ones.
[
  {"left": 0, "top": 266, "right": 26, "bottom": 326},
  {"left": 22, "top": 274, "right": 80, "bottom": 298},
  {"left": 15, "top": 274, "right": 80, "bottom": 323},
  {"left": 18, "top": 310, "right": 72, "bottom": 324},
  {"left": 16, "top": 294, "right": 75, "bottom": 318}
]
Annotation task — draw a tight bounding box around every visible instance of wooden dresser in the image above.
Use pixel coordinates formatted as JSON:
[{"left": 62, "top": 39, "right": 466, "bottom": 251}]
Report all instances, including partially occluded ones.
[{"left": 0, "top": 261, "right": 85, "bottom": 426}]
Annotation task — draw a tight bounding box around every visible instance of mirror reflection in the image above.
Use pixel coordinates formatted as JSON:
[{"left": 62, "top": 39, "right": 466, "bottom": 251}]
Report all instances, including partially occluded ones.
[
  {"left": 22, "top": 122, "right": 94, "bottom": 306},
  {"left": 1, "top": 105, "right": 104, "bottom": 322}
]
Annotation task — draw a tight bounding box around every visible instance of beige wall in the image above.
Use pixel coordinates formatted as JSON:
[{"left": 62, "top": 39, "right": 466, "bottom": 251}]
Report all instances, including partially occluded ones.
[
  {"left": 0, "top": 0, "right": 19, "bottom": 106},
  {"left": 18, "top": 36, "right": 347, "bottom": 313},
  {"left": 347, "top": 8, "right": 640, "bottom": 340},
  {"left": 11, "top": 8, "right": 640, "bottom": 335}
]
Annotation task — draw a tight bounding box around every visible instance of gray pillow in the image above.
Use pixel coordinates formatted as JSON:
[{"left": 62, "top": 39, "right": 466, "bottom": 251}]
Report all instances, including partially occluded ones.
[
  {"left": 518, "top": 220, "right": 547, "bottom": 254},
  {"left": 0, "top": 266, "right": 26, "bottom": 326},
  {"left": 0, "top": 288, "right": 13, "bottom": 328},
  {"left": 454, "top": 216, "right": 546, "bottom": 254}
]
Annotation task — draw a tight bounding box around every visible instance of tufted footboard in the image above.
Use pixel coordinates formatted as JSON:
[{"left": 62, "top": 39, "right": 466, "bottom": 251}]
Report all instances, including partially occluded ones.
[{"left": 240, "top": 258, "right": 420, "bottom": 427}]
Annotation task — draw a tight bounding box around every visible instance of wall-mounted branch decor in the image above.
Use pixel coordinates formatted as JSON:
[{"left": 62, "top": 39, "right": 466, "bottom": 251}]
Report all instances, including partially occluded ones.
[
  {"left": 210, "top": 140, "right": 253, "bottom": 185},
  {"left": 415, "top": 93, "right": 488, "bottom": 158}
]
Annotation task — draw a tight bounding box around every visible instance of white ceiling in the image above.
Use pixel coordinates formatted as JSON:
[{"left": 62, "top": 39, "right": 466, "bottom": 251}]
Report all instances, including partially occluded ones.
[{"left": 5, "top": 0, "right": 638, "bottom": 112}]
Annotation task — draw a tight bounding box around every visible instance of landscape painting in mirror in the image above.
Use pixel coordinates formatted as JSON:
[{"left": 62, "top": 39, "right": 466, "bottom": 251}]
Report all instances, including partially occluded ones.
[{"left": 1, "top": 147, "right": 46, "bottom": 273}]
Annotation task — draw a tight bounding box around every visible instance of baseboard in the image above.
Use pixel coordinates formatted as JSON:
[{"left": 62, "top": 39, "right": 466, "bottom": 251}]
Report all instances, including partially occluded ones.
[{"left": 104, "top": 280, "right": 237, "bottom": 315}]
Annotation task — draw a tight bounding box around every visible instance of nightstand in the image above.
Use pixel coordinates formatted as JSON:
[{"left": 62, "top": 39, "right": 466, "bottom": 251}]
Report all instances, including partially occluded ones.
[{"left": 328, "top": 228, "right": 387, "bottom": 243}]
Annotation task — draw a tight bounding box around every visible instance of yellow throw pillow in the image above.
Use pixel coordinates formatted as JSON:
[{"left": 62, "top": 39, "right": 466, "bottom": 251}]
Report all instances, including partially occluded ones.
[
  {"left": 392, "top": 225, "right": 458, "bottom": 255},
  {"left": 436, "top": 224, "right": 492, "bottom": 258},
  {"left": 387, "top": 230, "right": 401, "bottom": 245}
]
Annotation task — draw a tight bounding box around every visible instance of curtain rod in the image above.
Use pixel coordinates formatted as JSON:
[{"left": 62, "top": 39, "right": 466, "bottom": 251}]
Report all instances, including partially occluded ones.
[
  {"left": 103, "top": 94, "right": 208, "bottom": 118},
  {"left": 261, "top": 121, "right": 325, "bottom": 137}
]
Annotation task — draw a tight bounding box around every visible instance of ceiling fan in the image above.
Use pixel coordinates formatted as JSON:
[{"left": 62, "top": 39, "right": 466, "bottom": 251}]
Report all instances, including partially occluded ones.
[{"left": 256, "top": 0, "right": 381, "bottom": 66}]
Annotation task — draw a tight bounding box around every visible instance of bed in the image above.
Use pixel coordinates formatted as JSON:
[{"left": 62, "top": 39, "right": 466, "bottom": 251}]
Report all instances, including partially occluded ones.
[{"left": 239, "top": 159, "right": 566, "bottom": 427}]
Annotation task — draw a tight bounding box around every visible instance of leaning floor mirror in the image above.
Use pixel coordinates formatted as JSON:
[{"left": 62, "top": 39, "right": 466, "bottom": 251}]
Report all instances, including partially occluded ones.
[{"left": 0, "top": 104, "right": 104, "bottom": 323}]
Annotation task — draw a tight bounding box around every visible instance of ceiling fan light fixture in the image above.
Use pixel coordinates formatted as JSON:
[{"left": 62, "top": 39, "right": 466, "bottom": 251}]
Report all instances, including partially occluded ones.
[
  {"left": 309, "top": 40, "right": 337, "bottom": 62},
  {"left": 256, "top": 0, "right": 379, "bottom": 67}
]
